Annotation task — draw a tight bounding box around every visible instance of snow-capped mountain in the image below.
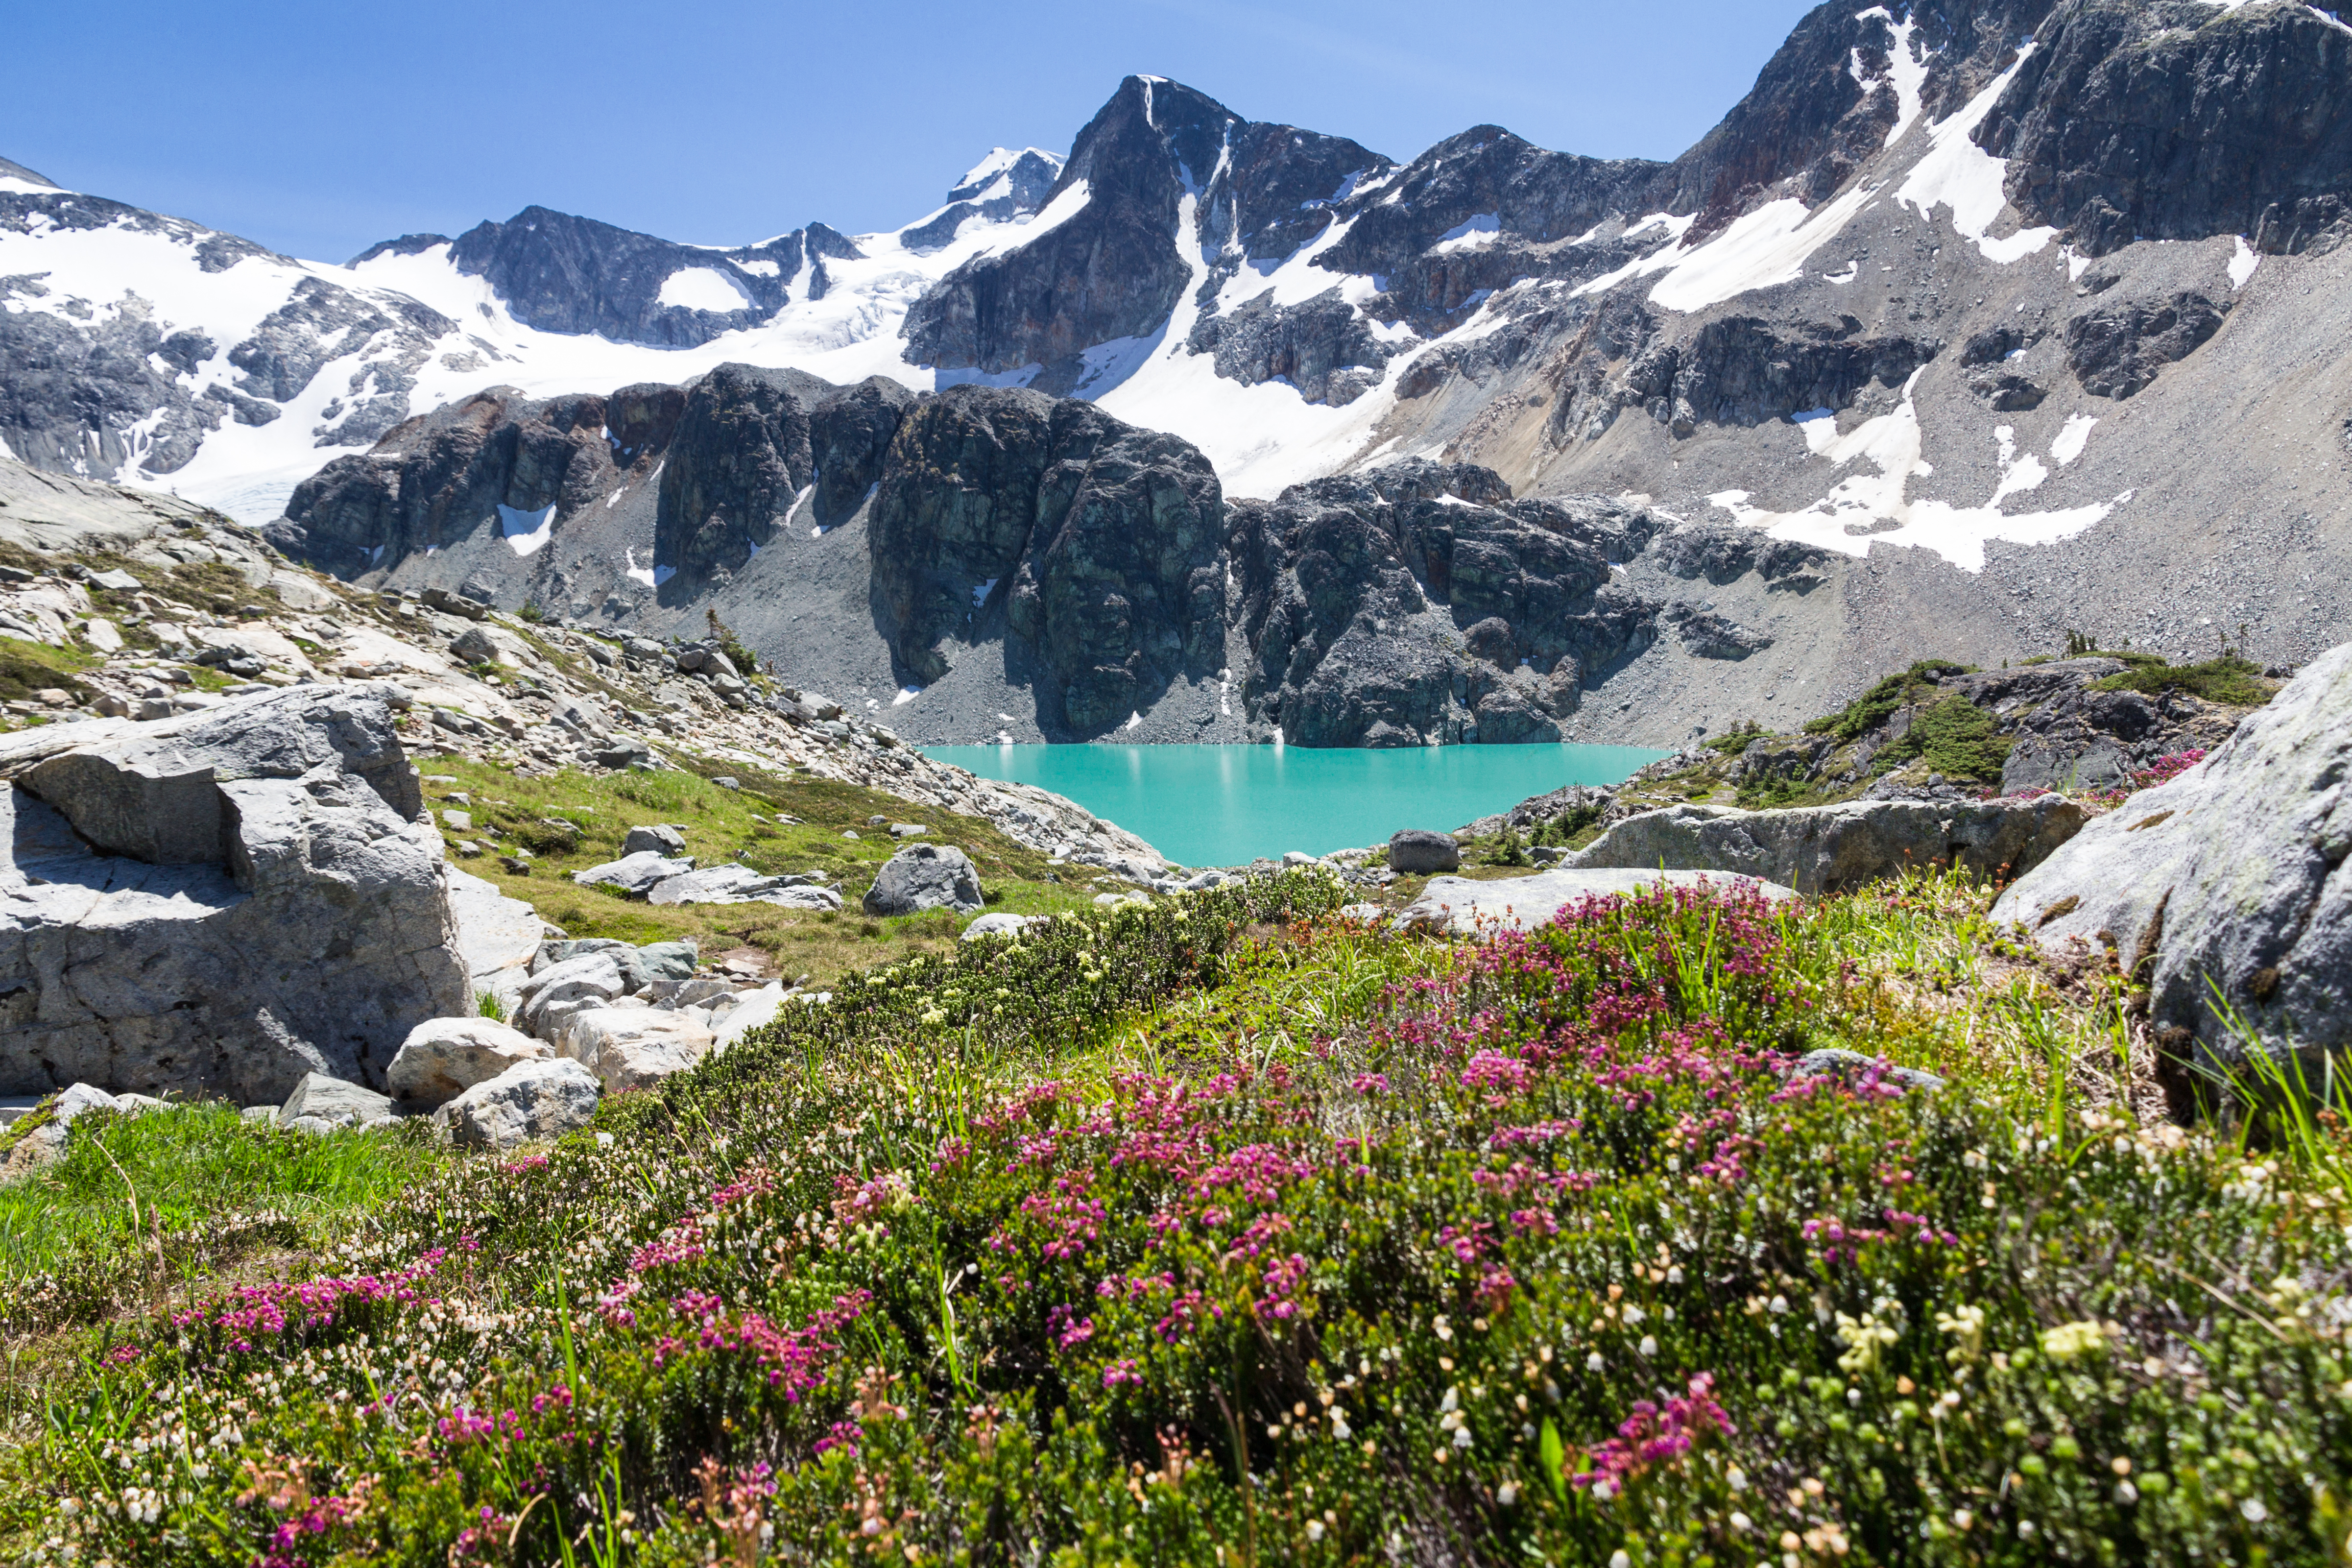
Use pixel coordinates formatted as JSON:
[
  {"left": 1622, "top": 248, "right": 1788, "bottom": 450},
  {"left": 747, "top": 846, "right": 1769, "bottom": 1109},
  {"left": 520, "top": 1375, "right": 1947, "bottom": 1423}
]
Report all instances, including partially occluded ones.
[{"left": 6, "top": 0, "right": 2352, "bottom": 748}]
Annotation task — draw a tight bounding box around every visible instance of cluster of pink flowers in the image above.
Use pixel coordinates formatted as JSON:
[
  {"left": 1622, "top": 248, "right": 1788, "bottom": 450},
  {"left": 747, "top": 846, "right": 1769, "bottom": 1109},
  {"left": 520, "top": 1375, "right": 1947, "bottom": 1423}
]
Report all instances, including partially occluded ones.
[
  {"left": 206, "top": 1250, "right": 446, "bottom": 1353},
  {"left": 1572, "top": 1373, "right": 1735, "bottom": 1492}
]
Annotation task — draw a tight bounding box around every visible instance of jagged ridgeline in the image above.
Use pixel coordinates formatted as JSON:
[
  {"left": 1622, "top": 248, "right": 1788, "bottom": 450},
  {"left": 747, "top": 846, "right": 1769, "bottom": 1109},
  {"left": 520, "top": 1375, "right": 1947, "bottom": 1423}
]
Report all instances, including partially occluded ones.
[{"left": 4, "top": 0, "right": 2351, "bottom": 747}]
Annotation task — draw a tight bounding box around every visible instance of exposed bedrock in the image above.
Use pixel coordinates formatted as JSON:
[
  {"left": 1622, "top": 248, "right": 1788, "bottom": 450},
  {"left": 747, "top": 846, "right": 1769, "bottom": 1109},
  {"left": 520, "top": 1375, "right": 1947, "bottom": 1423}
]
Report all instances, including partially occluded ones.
[
  {"left": 0, "top": 687, "right": 469, "bottom": 1105},
  {"left": 1984, "top": 0, "right": 2352, "bottom": 257},
  {"left": 1995, "top": 642, "right": 2352, "bottom": 1118},
  {"left": 1228, "top": 459, "right": 1667, "bottom": 747}
]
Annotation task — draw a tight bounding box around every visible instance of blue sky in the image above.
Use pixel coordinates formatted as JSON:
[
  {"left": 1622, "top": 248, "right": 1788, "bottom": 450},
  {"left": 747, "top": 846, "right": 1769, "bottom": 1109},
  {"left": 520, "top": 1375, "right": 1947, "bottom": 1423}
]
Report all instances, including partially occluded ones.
[{"left": 6, "top": 0, "right": 1820, "bottom": 263}]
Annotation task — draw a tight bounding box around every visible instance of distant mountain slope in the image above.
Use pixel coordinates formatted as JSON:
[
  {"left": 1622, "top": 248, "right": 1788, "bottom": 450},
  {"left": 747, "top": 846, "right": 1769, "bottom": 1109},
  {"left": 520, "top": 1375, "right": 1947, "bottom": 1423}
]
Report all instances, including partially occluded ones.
[{"left": 4, "top": 0, "right": 2351, "bottom": 747}]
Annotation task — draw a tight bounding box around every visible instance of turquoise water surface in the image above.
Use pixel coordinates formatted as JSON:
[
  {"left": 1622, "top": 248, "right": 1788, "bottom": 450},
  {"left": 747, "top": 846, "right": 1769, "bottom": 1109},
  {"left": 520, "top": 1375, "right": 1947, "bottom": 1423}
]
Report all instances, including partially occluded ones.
[{"left": 922, "top": 744, "right": 1667, "bottom": 867}]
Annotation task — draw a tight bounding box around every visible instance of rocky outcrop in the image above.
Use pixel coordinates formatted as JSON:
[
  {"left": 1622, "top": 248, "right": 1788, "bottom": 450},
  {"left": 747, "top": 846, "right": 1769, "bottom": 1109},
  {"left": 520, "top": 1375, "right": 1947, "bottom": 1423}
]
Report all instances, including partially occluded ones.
[
  {"left": 1230, "top": 460, "right": 1664, "bottom": 746},
  {"left": 654, "top": 364, "right": 834, "bottom": 588},
  {"left": 2064, "top": 289, "right": 2227, "bottom": 399},
  {"left": 867, "top": 387, "right": 1225, "bottom": 730},
  {"left": 1565, "top": 796, "right": 2089, "bottom": 896},
  {"left": 899, "top": 149, "right": 1063, "bottom": 252},
  {"left": 1993, "top": 643, "right": 2352, "bottom": 1114},
  {"left": 1983, "top": 0, "right": 2352, "bottom": 257},
  {"left": 1608, "top": 316, "right": 1941, "bottom": 438},
  {"left": 441, "top": 207, "right": 807, "bottom": 347},
  {"left": 0, "top": 687, "right": 469, "bottom": 1104},
  {"left": 1185, "top": 288, "right": 1394, "bottom": 405}
]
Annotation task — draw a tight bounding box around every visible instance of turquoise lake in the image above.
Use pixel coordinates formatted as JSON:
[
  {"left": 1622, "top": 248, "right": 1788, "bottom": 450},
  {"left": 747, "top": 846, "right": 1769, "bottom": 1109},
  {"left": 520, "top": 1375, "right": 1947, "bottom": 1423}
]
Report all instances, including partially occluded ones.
[{"left": 922, "top": 744, "right": 1668, "bottom": 867}]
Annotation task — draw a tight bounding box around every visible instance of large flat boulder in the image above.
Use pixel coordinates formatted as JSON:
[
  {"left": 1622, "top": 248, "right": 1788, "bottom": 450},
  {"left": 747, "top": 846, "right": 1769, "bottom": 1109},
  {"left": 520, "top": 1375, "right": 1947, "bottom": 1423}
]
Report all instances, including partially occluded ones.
[
  {"left": 572, "top": 850, "right": 693, "bottom": 895},
  {"left": 1397, "top": 868, "right": 1797, "bottom": 936},
  {"left": 864, "top": 843, "right": 984, "bottom": 917},
  {"left": 1993, "top": 644, "right": 2352, "bottom": 1107},
  {"left": 1564, "top": 796, "right": 2087, "bottom": 897},
  {"left": 0, "top": 688, "right": 470, "bottom": 1105}
]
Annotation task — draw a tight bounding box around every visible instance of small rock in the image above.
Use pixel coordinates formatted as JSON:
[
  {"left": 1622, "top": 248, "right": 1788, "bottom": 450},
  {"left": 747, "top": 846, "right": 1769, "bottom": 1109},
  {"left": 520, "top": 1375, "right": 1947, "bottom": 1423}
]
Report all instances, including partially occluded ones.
[
  {"left": 623, "top": 823, "right": 687, "bottom": 856},
  {"left": 1788, "top": 1048, "right": 1947, "bottom": 1094},
  {"left": 386, "top": 1017, "right": 554, "bottom": 1108},
  {"left": 1282, "top": 850, "right": 1316, "bottom": 866},
  {"left": 34, "top": 689, "right": 71, "bottom": 707},
  {"left": 1339, "top": 902, "right": 1387, "bottom": 922},
  {"left": 712, "top": 776, "right": 741, "bottom": 790},
  {"left": 889, "top": 822, "right": 931, "bottom": 839},
  {"left": 88, "top": 569, "right": 143, "bottom": 592},
  {"left": 278, "top": 1071, "right": 395, "bottom": 1129},
  {"left": 864, "top": 843, "right": 985, "bottom": 917},
  {"left": 433, "top": 1059, "right": 601, "bottom": 1149},
  {"left": 960, "top": 912, "right": 1037, "bottom": 941},
  {"left": 442, "top": 809, "right": 474, "bottom": 831},
  {"left": 1388, "top": 829, "right": 1463, "bottom": 874}
]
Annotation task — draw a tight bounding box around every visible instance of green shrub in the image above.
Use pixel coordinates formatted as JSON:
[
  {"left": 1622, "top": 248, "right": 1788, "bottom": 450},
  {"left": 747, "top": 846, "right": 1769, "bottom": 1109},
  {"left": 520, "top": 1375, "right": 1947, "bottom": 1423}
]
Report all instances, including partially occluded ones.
[
  {"left": 1877, "top": 691, "right": 2014, "bottom": 783},
  {"left": 1804, "top": 660, "right": 1973, "bottom": 741},
  {"left": 2096, "top": 655, "right": 2275, "bottom": 708}
]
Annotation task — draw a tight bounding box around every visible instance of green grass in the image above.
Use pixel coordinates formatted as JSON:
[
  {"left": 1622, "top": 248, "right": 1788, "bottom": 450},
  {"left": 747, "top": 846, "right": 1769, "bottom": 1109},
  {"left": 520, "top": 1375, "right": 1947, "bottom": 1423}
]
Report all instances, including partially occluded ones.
[
  {"left": 1875, "top": 689, "right": 2015, "bottom": 783},
  {"left": 0, "top": 633, "right": 97, "bottom": 705},
  {"left": 415, "top": 753, "right": 1104, "bottom": 988},
  {"left": 0, "top": 1103, "right": 448, "bottom": 1326}
]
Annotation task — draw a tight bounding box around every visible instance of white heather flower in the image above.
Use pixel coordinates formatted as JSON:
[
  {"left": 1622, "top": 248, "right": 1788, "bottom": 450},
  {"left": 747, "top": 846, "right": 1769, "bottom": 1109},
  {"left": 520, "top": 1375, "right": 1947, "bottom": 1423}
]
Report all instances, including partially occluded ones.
[
  {"left": 1769, "top": 1295, "right": 1790, "bottom": 1315},
  {"left": 2242, "top": 1499, "right": 2268, "bottom": 1523},
  {"left": 1638, "top": 1335, "right": 1658, "bottom": 1357},
  {"left": 1610, "top": 1552, "right": 1632, "bottom": 1568},
  {"left": 1953, "top": 1509, "right": 1973, "bottom": 1530},
  {"left": 1587, "top": 1352, "right": 1605, "bottom": 1372},
  {"left": 1330, "top": 1411, "right": 1351, "bottom": 1441},
  {"left": 1727, "top": 1467, "right": 1747, "bottom": 1491},
  {"left": 1306, "top": 1522, "right": 1325, "bottom": 1542},
  {"left": 1453, "top": 1426, "right": 1473, "bottom": 1450},
  {"left": 1621, "top": 1305, "right": 1645, "bottom": 1326},
  {"left": 1440, "top": 1387, "right": 1458, "bottom": 1413},
  {"left": 1730, "top": 1510, "right": 1752, "bottom": 1531},
  {"left": 1496, "top": 1482, "right": 1517, "bottom": 1507}
]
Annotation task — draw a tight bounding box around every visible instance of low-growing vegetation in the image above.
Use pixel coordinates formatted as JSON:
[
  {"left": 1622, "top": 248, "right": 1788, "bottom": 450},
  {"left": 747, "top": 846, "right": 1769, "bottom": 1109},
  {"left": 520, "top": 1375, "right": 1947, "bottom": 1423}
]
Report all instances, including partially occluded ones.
[
  {"left": 9, "top": 868, "right": 2350, "bottom": 1565},
  {"left": 415, "top": 757, "right": 1104, "bottom": 989}
]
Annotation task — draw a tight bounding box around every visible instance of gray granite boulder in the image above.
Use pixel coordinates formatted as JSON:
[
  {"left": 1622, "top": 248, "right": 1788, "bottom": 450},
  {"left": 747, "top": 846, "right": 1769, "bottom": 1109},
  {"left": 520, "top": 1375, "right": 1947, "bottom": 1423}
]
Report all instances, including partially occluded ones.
[
  {"left": 433, "top": 1058, "right": 600, "bottom": 1149},
  {"left": 960, "top": 912, "right": 1038, "bottom": 941},
  {"left": 572, "top": 850, "right": 694, "bottom": 895},
  {"left": 1397, "top": 868, "right": 1798, "bottom": 936},
  {"left": 385, "top": 1017, "right": 553, "bottom": 1107},
  {"left": 1994, "top": 644, "right": 2352, "bottom": 1112},
  {"left": 864, "top": 844, "right": 985, "bottom": 917},
  {"left": 280, "top": 1071, "right": 395, "bottom": 1129},
  {"left": 0, "top": 688, "right": 470, "bottom": 1104},
  {"left": 648, "top": 864, "right": 841, "bottom": 910},
  {"left": 1389, "top": 829, "right": 1463, "bottom": 874},
  {"left": 563, "top": 1007, "right": 715, "bottom": 1090},
  {"left": 623, "top": 823, "right": 687, "bottom": 856},
  {"left": 1564, "top": 796, "right": 2088, "bottom": 897}
]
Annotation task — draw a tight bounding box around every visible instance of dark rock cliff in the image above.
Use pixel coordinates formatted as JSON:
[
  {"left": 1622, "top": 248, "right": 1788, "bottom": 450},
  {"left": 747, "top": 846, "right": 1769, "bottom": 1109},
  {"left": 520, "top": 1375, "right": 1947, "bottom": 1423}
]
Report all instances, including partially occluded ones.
[
  {"left": 444, "top": 207, "right": 807, "bottom": 347},
  {"left": 869, "top": 387, "right": 1225, "bottom": 732},
  {"left": 1983, "top": 0, "right": 2352, "bottom": 256},
  {"left": 1229, "top": 460, "right": 1666, "bottom": 747}
]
